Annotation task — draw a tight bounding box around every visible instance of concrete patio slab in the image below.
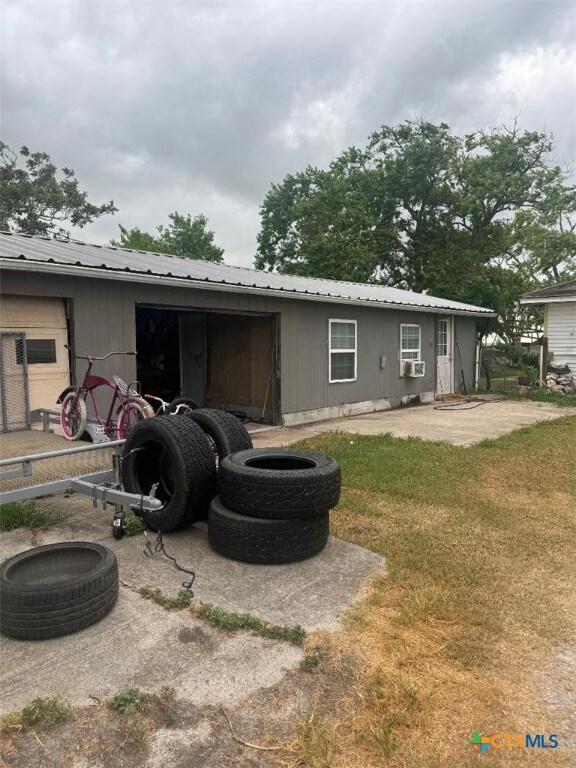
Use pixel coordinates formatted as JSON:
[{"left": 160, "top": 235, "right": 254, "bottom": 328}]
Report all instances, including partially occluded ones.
[
  {"left": 250, "top": 399, "right": 574, "bottom": 448},
  {"left": 0, "top": 495, "right": 385, "bottom": 716}
]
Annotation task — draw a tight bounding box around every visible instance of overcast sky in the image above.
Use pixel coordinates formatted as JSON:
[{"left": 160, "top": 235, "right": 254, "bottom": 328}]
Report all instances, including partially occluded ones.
[{"left": 2, "top": 0, "right": 575, "bottom": 267}]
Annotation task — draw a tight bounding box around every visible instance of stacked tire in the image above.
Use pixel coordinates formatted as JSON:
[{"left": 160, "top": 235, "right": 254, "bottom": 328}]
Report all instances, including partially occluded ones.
[
  {"left": 122, "top": 409, "right": 252, "bottom": 532},
  {"left": 209, "top": 448, "right": 341, "bottom": 564},
  {"left": 121, "top": 411, "right": 342, "bottom": 565}
]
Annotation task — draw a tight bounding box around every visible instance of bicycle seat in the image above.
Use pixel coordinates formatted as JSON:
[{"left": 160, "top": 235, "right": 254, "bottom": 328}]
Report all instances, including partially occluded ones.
[{"left": 113, "top": 375, "right": 140, "bottom": 398}]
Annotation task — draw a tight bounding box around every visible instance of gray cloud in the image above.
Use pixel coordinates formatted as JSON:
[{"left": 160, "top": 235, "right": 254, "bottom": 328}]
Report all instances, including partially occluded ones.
[{"left": 2, "top": 0, "right": 575, "bottom": 265}]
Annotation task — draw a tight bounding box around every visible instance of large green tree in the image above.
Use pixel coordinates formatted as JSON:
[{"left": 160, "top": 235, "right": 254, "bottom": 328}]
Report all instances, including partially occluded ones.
[
  {"left": 256, "top": 121, "right": 576, "bottom": 338},
  {"left": 111, "top": 212, "right": 224, "bottom": 262},
  {"left": 0, "top": 142, "right": 117, "bottom": 235}
]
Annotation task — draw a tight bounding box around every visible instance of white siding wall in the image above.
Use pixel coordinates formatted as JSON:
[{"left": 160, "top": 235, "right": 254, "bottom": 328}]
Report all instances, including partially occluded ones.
[{"left": 546, "top": 302, "right": 576, "bottom": 372}]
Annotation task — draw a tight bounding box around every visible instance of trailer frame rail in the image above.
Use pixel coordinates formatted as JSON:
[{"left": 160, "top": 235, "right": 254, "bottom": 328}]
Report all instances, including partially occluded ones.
[{"left": 0, "top": 438, "right": 162, "bottom": 537}]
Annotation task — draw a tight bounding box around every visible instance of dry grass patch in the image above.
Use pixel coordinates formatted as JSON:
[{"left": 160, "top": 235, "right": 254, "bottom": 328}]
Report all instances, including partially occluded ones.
[
  {"left": 0, "top": 688, "right": 176, "bottom": 768},
  {"left": 282, "top": 417, "right": 576, "bottom": 767}
]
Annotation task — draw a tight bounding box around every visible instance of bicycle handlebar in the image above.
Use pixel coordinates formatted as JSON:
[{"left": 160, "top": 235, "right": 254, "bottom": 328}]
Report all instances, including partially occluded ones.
[
  {"left": 64, "top": 345, "right": 137, "bottom": 360},
  {"left": 144, "top": 394, "right": 165, "bottom": 404}
]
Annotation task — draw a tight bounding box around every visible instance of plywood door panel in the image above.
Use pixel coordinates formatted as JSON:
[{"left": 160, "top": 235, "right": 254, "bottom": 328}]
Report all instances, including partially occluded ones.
[
  {"left": 208, "top": 315, "right": 252, "bottom": 405},
  {"left": 207, "top": 314, "right": 273, "bottom": 408}
]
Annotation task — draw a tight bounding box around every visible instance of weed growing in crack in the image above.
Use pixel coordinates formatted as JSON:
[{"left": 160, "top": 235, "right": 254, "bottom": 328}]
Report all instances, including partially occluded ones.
[
  {"left": 195, "top": 603, "right": 306, "bottom": 646},
  {"left": 138, "top": 587, "right": 192, "bottom": 610}
]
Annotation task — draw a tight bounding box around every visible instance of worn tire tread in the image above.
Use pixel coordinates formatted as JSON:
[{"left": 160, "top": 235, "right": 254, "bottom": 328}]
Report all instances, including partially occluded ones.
[
  {"left": 219, "top": 448, "right": 340, "bottom": 518},
  {"left": 123, "top": 416, "right": 216, "bottom": 530},
  {"left": 0, "top": 542, "right": 119, "bottom": 640},
  {"left": 208, "top": 496, "right": 329, "bottom": 564},
  {"left": 187, "top": 409, "right": 253, "bottom": 461}
]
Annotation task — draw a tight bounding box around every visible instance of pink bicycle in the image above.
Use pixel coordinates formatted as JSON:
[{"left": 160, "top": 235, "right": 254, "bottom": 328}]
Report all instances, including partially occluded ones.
[{"left": 58, "top": 347, "right": 153, "bottom": 441}]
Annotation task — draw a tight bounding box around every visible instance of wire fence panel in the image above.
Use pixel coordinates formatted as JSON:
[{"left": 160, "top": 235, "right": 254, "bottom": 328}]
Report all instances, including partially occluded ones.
[
  {"left": 0, "top": 332, "right": 31, "bottom": 433},
  {"left": 477, "top": 343, "right": 541, "bottom": 393}
]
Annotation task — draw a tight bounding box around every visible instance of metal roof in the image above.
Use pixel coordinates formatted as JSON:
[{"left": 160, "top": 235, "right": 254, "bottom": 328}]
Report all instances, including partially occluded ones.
[
  {"left": 519, "top": 280, "right": 576, "bottom": 303},
  {"left": 0, "top": 231, "right": 495, "bottom": 316}
]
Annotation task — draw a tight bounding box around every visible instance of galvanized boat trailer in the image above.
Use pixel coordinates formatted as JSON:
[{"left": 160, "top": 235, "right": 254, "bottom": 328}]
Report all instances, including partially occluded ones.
[{"left": 0, "top": 439, "right": 162, "bottom": 538}]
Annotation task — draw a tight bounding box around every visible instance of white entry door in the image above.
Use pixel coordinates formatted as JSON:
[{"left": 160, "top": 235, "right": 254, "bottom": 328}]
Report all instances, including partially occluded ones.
[{"left": 435, "top": 317, "right": 453, "bottom": 396}]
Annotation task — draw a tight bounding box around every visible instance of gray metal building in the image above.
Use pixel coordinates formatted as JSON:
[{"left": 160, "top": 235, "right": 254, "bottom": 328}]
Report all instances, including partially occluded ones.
[{"left": 0, "top": 232, "right": 495, "bottom": 426}]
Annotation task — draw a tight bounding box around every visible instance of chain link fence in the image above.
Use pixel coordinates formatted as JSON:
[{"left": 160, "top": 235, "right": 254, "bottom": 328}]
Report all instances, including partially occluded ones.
[
  {"left": 477, "top": 343, "right": 541, "bottom": 393},
  {"left": 0, "top": 332, "right": 31, "bottom": 433}
]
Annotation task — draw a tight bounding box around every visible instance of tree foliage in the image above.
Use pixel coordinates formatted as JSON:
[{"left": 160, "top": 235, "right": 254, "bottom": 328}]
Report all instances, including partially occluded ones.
[
  {"left": 256, "top": 120, "right": 576, "bottom": 339},
  {"left": 111, "top": 212, "right": 224, "bottom": 262},
  {"left": 0, "top": 142, "right": 117, "bottom": 236}
]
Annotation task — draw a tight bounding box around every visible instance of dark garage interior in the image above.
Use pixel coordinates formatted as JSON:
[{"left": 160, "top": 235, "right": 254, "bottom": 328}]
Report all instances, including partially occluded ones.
[{"left": 136, "top": 306, "right": 278, "bottom": 423}]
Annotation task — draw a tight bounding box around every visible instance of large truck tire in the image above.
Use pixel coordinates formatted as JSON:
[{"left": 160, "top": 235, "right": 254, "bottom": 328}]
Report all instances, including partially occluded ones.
[
  {"left": 208, "top": 496, "right": 329, "bottom": 564},
  {"left": 186, "top": 408, "right": 253, "bottom": 463},
  {"left": 122, "top": 416, "right": 216, "bottom": 530},
  {"left": 219, "top": 448, "right": 340, "bottom": 519}
]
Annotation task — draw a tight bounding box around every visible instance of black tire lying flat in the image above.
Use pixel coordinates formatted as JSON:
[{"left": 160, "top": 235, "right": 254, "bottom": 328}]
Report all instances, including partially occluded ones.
[
  {"left": 219, "top": 448, "right": 341, "bottom": 519},
  {"left": 186, "top": 408, "right": 253, "bottom": 462},
  {"left": 122, "top": 416, "right": 216, "bottom": 530},
  {"left": 208, "top": 496, "right": 329, "bottom": 564},
  {"left": 0, "top": 542, "right": 118, "bottom": 640}
]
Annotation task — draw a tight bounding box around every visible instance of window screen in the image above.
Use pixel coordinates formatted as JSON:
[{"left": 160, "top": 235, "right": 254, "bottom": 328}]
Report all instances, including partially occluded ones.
[
  {"left": 329, "top": 320, "right": 357, "bottom": 382},
  {"left": 16, "top": 338, "right": 57, "bottom": 365},
  {"left": 400, "top": 324, "right": 421, "bottom": 361}
]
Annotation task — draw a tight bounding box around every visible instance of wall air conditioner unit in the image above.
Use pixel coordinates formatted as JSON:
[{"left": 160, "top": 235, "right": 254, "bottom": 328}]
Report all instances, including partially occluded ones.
[{"left": 404, "top": 360, "right": 425, "bottom": 377}]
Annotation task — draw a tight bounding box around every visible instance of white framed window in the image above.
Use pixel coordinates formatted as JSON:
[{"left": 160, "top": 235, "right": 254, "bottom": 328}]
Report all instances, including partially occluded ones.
[
  {"left": 400, "top": 324, "right": 421, "bottom": 361},
  {"left": 436, "top": 319, "right": 448, "bottom": 357},
  {"left": 329, "top": 319, "right": 357, "bottom": 383}
]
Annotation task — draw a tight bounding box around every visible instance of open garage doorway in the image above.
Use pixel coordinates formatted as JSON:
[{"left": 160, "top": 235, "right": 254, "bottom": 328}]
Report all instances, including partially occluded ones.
[
  {"left": 136, "top": 306, "right": 279, "bottom": 423},
  {"left": 136, "top": 308, "right": 181, "bottom": 403}
]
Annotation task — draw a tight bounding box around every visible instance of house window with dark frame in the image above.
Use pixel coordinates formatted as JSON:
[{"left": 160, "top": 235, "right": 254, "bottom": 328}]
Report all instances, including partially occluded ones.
[
  {"left": 16, "top": 338, "right": 57, "bottom": 365},
  {"left": 329, "top": 320, "right": 357, "bottom": 383},
  {"left": 400, "top": 324, "right": 421, "bottom": 361}
]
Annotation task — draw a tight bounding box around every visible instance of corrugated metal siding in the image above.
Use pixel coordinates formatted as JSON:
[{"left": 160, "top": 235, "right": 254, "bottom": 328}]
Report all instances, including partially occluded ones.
[
  {"left": 546, "top": 302, "right": 576, "bottom": 370},
  {"left": 0, "top": 270, "right": 479, "bottom": 416},
  {"left": 453, "top": 317, "right": 477, "bottom": 393},
  {"left": 279, "top": 300, "right": 436, "bottom": 411}
]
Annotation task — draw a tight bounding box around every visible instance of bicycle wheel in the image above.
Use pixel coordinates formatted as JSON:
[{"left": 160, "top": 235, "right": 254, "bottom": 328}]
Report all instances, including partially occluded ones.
[
  {"left": 166, "top": 396, "right": 200, "bottom": 415},
  {"left": 132, "top": 397, "right": 155, "bottom": 419},
  {"left": 60, "top": 391, "right": 87, "bottom": 440},
  {"left": 117, "top": 400, "right": 150, "bottom": 440}
]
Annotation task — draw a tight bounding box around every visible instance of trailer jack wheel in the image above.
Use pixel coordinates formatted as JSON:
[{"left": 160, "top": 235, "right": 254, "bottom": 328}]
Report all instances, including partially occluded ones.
[{"left": 112, "top": 510, "right": 125, "bottom": 539}]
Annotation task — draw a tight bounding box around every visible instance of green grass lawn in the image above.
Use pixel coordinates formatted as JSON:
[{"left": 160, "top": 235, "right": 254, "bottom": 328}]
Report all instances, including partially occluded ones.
[{"left": 288, "top": 415, "right": 576, "bottom": 767}]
